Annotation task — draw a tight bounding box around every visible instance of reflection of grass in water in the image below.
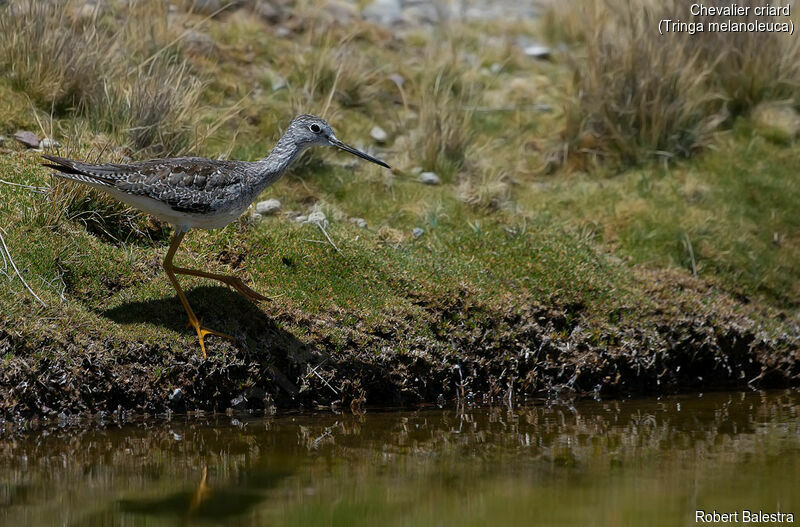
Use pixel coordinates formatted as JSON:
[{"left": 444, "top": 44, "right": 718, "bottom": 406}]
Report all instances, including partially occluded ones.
[{"left": 1, "top": 393, "right": 798, "bottom": 526}]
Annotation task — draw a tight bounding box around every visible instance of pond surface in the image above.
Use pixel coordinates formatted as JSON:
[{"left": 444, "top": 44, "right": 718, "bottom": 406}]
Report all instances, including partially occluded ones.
[{"left": 1, "top": 390, "right": 799, "bottom": 526}]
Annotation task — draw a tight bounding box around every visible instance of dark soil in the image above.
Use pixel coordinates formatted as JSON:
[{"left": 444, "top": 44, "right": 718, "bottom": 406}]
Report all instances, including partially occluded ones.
[{"left": 1, "top": 269, "right": 799, "bottom": 419}]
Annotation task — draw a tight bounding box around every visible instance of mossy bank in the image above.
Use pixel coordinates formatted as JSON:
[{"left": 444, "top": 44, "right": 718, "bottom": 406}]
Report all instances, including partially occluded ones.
[{"left": 1, "top": 0, "right": 799, "bottom": 417}]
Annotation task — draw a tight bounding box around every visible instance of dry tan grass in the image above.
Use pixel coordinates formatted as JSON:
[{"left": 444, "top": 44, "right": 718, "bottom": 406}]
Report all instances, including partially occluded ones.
[
  {"left": 457, "top": 170, "right": 513, "bottom": 212},
  {"left": 539, "top": 1, "right": 588, "bottom": 45},
  {"left": 0, "top": 0, "right": 204, "bottom": 157},
  {"left": 557, "top": 0, "right": 800, "bottom": 168},
  {"left": 693, "top": 6, "right": 800, "bottom": 115},
  {"left": 560, "top": 1, "right": 724, "bottom": 167},
  {"left": 410, "top": 56, "right": 478, "bottom": 179}
]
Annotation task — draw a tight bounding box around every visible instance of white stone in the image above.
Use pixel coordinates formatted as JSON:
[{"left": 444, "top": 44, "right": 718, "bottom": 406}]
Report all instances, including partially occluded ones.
[
  {"left": 13, "top": 131, "right": 38, "bottom": 148},
  {"left": 271, "top": 74, "right": 287, "bottom": 92},
  {"left": 524, "top": 45, "right": 551, "bottom": 60},
  {"left": 370, "top": 126, "right": 388, "bottom": 143},
  {"left": 295, "top": 215, "right": 308, "bottom": 223},
  {"left": 307, "top": 210, "right": 328, "bottom": 228},
  {"left": 388, "top": 73, "right": 405, "bottom": 87},
  {"left": 40, "top": 137, "right": 60, "bottom": 149},
  {"left": 255, "top": 198, "right": 281, "bottom": 215},
  {"left": 307, "top": 210, "right": 326, "bottom": 223},
  {"left": 420, "top": 172, "right": 441, "bottom": 185},
  {"left": 350, "top": 217, "right": 367, "bottom": 228},
  {"left": 412, "top": 227, "right": 425, "bottom": 238}
]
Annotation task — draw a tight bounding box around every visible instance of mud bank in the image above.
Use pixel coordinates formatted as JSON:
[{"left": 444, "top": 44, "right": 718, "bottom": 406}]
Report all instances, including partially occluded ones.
[{"left": 2, "top": 273, "right": 798, "bottom": 418}]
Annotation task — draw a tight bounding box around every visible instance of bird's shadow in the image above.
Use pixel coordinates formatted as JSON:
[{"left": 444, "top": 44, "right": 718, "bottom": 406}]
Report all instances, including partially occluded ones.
[{"left": 101, "top": 285, "right": 312, "bottom": 364}]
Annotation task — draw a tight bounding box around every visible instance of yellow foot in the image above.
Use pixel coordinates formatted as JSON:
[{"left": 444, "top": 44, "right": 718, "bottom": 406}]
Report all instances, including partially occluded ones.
[
  {"left": 190, "top": 322, "right": 235, "bottom": 358},
  {"left": 221, "top": 276, "right": 270, "bottom": 303}
]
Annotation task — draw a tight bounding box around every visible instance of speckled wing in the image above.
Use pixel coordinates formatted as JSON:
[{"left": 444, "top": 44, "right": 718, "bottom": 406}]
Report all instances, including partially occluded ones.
[
  {"left": 112, "top": 158, "right": 247, "bottom": 214},
  {"left": 43, "top": 155, "right": 248, "bottom": 214}
]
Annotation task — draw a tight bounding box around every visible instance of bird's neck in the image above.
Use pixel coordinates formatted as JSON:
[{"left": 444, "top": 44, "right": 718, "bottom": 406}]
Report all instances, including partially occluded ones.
[{"left": 251, "top": 133, "right": 306, "bottom": 189}]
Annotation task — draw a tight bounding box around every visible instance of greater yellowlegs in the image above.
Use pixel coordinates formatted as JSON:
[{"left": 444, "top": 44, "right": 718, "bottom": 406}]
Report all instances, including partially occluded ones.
[{"left": 43, "top": 115, "right": 390, "bottom": 357}]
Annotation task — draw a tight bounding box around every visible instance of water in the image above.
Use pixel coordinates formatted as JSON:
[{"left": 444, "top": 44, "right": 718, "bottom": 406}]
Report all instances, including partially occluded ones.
[{"left": 1, "top": 390, "right": 799, "bottom": 526}]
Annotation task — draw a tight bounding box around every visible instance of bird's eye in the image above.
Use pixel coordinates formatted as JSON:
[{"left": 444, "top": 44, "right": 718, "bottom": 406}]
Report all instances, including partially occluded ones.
[{"left": 309, "top": 124, "right": 322, "bottom": 134}]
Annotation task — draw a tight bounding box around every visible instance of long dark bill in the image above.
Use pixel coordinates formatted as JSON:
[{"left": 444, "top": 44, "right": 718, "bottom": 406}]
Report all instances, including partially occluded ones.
[{"left": 330, "top": 137, "right": 390, "bottom": 169}]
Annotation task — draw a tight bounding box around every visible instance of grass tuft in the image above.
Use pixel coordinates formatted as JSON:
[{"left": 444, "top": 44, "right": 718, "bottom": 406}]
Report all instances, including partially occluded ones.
[
  {"left": 412, "top": 58, "right": 477, "bottom": 179},
  {"left": 557, "top": 0, "right": 800, "bottom": 168},
  {"left": 0, "top": 0, "right": 204, "bottom": 156}
]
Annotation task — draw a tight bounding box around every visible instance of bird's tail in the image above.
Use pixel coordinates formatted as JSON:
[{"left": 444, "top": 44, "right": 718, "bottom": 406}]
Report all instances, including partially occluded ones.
[{"left": 41, "top": 154, "right": 116, "bottom": 186}]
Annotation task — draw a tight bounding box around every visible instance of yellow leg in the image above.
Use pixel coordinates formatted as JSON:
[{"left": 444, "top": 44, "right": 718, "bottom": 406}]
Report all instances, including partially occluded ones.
[
  {"left": 188, "top": 466, "right": 211, "bottom": 514},
  {"left": 163, "top": 231, "right": 235, "bottom": 358},
  {"left": 171, "top": 264, "right": 269, "bottom": 303}
]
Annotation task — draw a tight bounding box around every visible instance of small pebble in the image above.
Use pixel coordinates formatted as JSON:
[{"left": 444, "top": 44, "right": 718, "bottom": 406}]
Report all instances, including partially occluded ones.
[
  {"left": 256, "top": 198, "right": 281, "bottom": 215},
  {"left": 295, "top": 215, "right": 308, "bottom": 223},
  {"left": 489, "top": 63, "right": 502, "bottom": 74},
  {"left": 370, "top": 126, "right": 388, "bottom": 143},
  {"left": 271, "top": 74, "right": 287, "bottom": 92},
  {"left": 40, "top": 137, "right": 60, "bottom": 149},
  {"left": 388, "top": 73, "right": 405, "bottom": 87},
  {"left": 420, "top": 171, "right": 441, "bottom": 185},
  {"left": 307, "top": 210, "right": 329, "bottom": 228},
  {"left": 13, "top": 131, "right": 39, "bottom": 148},
  {"left": 350, "top": 217, "right": 368, "bottom": 228},
  {"left": 524, "top": 45, "right": 551, "bottom": 60},
  {"left": 412, "top": 227, "right": 425, "bottom": 238},
  {"left": 169, "top": 388, "right": 183, "bottom": 402}
]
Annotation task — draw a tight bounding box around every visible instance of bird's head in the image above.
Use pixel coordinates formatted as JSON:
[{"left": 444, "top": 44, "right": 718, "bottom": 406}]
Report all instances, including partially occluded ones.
[{"left": 288, "top": 114, "right": 390, "bottom": 168}]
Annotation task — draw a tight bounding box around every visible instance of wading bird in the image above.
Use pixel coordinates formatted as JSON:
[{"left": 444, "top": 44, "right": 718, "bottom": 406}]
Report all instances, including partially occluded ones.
[{"left": 43, "top": 115, "right": 390, "bottom": 357}]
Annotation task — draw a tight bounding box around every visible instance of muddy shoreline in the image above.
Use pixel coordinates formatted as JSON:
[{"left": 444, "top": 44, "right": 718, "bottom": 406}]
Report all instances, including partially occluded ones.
[{"left": 2, "top": 274, "right": 799, "bottom": 419}]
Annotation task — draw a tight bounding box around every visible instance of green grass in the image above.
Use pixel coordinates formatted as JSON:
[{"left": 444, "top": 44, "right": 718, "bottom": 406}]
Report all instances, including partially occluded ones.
[
  {"left": 518, "top": 124, "right": 800, "bottom": 306},
  {"left": 0, "top": 150, "right": 633, "bottom": 359},
  {"left": 0, "top": 0, "right": 798, "bottom": 394}
]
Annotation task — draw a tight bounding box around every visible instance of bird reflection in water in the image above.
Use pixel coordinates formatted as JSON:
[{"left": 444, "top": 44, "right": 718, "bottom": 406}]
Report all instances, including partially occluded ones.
[{"left": 116, "top": 464, "right": 288, "bottom": 524}]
